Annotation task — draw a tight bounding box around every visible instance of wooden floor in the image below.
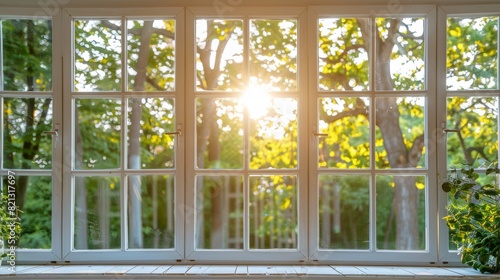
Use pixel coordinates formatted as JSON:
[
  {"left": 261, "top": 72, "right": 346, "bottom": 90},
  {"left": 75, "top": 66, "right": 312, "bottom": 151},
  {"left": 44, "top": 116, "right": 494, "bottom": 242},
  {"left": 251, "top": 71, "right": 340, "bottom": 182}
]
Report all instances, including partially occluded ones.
[{"left": 1, "top": 265, "right": 500, "bottom": 279}]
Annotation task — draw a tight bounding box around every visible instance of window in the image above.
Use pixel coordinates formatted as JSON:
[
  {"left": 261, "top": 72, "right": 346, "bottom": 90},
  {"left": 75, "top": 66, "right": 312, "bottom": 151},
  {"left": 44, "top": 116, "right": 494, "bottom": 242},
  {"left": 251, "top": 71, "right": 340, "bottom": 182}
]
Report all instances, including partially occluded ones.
[
  {"left": 309, "top": 5, "right": 437, "bottom": 263},
  {"left": 0, "top": 14, "right": 60, "bottom": 262},
  {"left": 184, "top": 7, "right": 309, "bottom": 261},
  {"left": 61, "top": 8, "right": 185, "bottom": 261},
  {"left": 438, "top": 5, "right": 500, "bottom": 263},
  {"left": 0, "top": 2, "right": 499, "bottom": 265}
]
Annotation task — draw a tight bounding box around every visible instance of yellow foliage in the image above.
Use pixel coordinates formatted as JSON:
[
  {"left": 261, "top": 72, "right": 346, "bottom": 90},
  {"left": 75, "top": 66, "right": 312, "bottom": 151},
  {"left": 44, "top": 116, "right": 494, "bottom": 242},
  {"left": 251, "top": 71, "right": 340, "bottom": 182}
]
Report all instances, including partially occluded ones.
[
  {"left": 449, "top": 28, "right": 461, "bottom": 37},
  {"left": 281, "top": 198, "right": 291, "bottom": 210}
]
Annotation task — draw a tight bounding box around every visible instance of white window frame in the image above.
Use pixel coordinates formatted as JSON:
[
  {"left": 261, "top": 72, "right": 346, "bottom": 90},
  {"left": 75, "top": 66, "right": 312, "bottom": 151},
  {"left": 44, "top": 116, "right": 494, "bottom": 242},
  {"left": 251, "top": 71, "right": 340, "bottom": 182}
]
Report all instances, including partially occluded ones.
[
  {"left": 308, "top": 5, "right": 439, "bottom": 264},
  {"left": 1, "top": 2, "right": 499, "bottom": 265},
  {"left": 0, "top": 7, "right": 63, "bottom": 263},
  {"left": 60, "top": 7, "right": 185, "bottom": 263},
  {"left": 184, "top": 6, "right": 310, "bottom": 263},
  {"left": 437, "top": 4, "right": 500, "bottom": 265}
]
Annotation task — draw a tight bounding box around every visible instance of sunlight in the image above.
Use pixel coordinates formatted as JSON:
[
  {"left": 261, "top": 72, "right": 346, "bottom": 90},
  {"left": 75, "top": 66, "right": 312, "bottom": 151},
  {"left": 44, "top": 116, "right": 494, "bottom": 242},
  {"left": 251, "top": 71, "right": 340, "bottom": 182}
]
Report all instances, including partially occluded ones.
[{"left": 242, "top": 84, "right": 271, "bottom": 119}]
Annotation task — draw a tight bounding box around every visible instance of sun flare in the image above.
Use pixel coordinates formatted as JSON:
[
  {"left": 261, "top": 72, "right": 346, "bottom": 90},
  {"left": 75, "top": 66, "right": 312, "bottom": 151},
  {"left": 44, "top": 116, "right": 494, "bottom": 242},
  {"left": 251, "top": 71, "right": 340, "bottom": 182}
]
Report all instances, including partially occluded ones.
[{"left": 242, "top": 85, "right": 271, "bottom": 119}]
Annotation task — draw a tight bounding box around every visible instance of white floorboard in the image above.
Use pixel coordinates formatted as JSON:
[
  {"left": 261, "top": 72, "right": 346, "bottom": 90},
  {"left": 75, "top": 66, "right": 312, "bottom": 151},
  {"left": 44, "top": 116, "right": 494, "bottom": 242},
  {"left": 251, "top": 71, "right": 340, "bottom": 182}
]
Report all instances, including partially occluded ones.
[{"left": 0, "top": 264, "right": 499, "bottom": 279}]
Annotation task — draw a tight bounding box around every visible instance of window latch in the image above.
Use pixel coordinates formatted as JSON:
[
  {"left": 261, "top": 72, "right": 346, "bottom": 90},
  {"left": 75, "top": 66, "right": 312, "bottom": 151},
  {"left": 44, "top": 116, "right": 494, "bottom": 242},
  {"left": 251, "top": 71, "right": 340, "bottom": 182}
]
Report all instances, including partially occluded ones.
[
  {"left": 441, "top": 123, "right": 460, "bottom": 134},
  {"left": 165, "top": 124, "right": 182, "bottom": 136},
  {"left": 313, "top": 126, "right": 328, "bottom": 137},
  {"left": 43, "top": 124, "right": 60, "bottom": 138}
]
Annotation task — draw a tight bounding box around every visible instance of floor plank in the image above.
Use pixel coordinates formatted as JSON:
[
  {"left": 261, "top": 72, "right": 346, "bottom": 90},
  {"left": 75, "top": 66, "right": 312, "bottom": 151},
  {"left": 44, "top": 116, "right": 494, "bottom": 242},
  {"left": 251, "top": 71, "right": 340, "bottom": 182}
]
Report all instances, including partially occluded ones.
[
  {"left": 104, "top": 265, "right": 136, "bottom": 274},
  {"left": 356, "top": 266, "right": 414, "bottom": 276},
  {"left": 302, "top": 265, "right": 340, "bottom": 275},
  {"left": 125, "top": 265, "right": 162, "bottom": 274},
  {"left": 39, "top": 265, "right": 117, "bottom": 274},
  {"left": 235, "top": 265, "right": 248, "bottom": 274},
  {"left": 445, "top": 267, "right": 486, "bottom": 276},
  {"left": 185, "top": 265, "right": 210, "bottom": 275},
  {"left": 203, "top": 265, "right": 237, "bottom": 275},
  {"left": 0, "top": 265, "right": 36, "bottom": 274},
  {"left": 247, "top": 265, "right": 279, "bottom": 275},
  {"left": 401, "top": 266, "right": 463, "bottom": 276},
  {"left": 163, "top": 265, "right": 192, "bottom": 275},
  {"left": 15, "top": 265, "right": 61, "bottom": 274},
  {"left": 331, "top": 265, "right": 366, "bottom": 275},
  {"left": 274, "top": 265, "right": 299, "bottom": 275}
]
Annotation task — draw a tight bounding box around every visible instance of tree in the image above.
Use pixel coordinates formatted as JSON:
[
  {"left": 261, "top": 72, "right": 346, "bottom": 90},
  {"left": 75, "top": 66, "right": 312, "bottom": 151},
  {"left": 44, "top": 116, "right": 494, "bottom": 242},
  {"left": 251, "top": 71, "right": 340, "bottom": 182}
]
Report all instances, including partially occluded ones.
[{"left": 2, "top": 19, "right": 52, "bottom": 249}]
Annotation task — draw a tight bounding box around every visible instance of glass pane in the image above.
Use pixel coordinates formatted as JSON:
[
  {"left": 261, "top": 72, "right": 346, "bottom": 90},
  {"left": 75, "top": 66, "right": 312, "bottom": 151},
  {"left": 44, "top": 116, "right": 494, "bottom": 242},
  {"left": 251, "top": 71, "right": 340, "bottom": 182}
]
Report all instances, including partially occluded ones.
[
  {"left": 127, "top": 98, "right": 176, "bottom": 169},
  {"left": 1, "top": 19, "right": 52, "bottom": 91},
  {"left": 319, "top": 174, "right": 369, "bottom": 250},
  {"left": 74, "top": 98, "right": 121, "bottom": 170},
  {"left": 196, "top": 98, "right": 243, "bottom": 169},
  {"left": 127, "top": 19, "right": 175, "bottom": 91},
  {"left": 196, "top": 19, "right": 243, "bottom": 91},
  {"left": 74, "top": 19, "right": 122, "bottom": 92},
  {"left": 375, "top": 17, "right": 425, "bottom": 91},
  {"left": 74, "top": 176, "right": 121, "bottom": 250},
  {"left": 127, "top": 175, "right": 175, "bottom": 249},
  {"left": 195, "top": 176, "right": 243, "bottom": 249},
  {"left": 318, "top": 18, "right": 369, "bottom": 91},
  {"left": 447, "top": 16, "right": 498, "bottom": 90},
  {"left": 375, "top": 97, "right": 426, "bottom": 169},
  {"left": 249, "top": 98, "right": 298, "bottom": 169},
  {"left": 249, "top": 175, "right": 297, "bottom": 249},
  {"left": 3, "top": 98, "right": 52, "bottom": 169},
  {"left": 446, "top": 97, "right": 498, "bottom": 169},
  {"left": 318, "top": 97, "right": 370, "bottom": 169},
  {"left": 249, "top": 19, "right": 297, "bottom": 91},
  {"left": 376, "top": 175, "right": 426, "bottom": 250},
  {"left": 1, "top": 175, "right": 52, "bottom": 249}
]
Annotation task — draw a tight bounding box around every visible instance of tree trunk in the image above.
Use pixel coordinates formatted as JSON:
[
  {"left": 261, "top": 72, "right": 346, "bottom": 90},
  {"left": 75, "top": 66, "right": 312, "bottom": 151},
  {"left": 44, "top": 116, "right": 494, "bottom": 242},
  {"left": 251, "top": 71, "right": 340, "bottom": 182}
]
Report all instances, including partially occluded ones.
[
  {"left": 128, "top": 20, "right": 154, "bottom": 248},
  {"left": 373, "top": 19, "right": 420, "bottom": 250}
]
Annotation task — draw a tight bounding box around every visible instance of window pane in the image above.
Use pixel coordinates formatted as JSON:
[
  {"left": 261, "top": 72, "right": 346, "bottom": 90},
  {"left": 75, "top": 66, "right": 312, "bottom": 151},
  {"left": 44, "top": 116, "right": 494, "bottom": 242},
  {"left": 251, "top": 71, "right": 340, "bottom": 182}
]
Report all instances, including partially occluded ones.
[
  {"left": 375, "top": 18, "right": 425, "bottom": 91},
  {"left": 74, "top": 176, "right": 121, "bottom": 250},
  {"left": 249, "top": 175, "right": 297, "bottom": 249},
  {"left": 3, "top": 98, "right": 52, "bottom": 169},
  {"left": 318, "top": 18, "right": 369, "bottom": 91},
  {"left": 127, "top": 19, "right": 175, "bottom": 91},
  {"left": 249, "top": 98, "right": 298, "bottom": 169},
  {"left": 447, "top": 16, "right": 498, "bottom": 90},
  {"left": 196, "top": 19, "right": 243, "bottom": 91},
  {"left": 196, "top": 98, "right": 243, "bottom": 169},
  {"left": 1, "top": 176, "right": 52, "bottom": 249},
  {"left": 319, "top": 174, "right": 369, "bottom": 250},
  {"left": 318, "top": 97, "right": 370, "bottom": 169},
  {"left": 249, "top": 19, "right": 297, "bottom": 91},
  {"left": 128, "top": 98, "right": 176, "bottom": 169},
  {"left": 1, "top": 19, "right": 52, "bottom": 91},
  {"left": 74, "top": 19, "right": 122, "bottom": 92},
  {"left": 376, "top": 175, "right": 426, "bottom": 250},
  {"left": 195, "top": 175, "right": 243, "bottom": 249},
  {"left": 75, "top": 98, "right": 121, "bottom": 170},
  {"left": 127, "top": 175, "right": 175, "bottom": 249},
  {"left": 446, "top": 97, "right": 498, "bottom": 169},
  {"left": 375, "top": 97, "right": 426, "bottom": 169}
]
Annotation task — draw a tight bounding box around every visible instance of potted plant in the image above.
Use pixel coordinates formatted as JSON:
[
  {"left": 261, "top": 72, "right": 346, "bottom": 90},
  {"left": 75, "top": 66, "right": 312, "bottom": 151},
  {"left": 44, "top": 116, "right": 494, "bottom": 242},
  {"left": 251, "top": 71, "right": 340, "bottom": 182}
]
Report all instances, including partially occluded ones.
[{"left": 442, "top": 164, "right": 500, "bottom": 274}]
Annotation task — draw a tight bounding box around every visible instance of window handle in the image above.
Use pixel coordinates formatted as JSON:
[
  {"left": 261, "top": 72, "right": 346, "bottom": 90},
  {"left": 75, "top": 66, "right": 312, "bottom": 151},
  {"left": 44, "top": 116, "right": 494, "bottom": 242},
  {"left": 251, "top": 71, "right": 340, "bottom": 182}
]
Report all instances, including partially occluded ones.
[
  {"left": 313, "top": 132, "right": 328, "bottom": 137},
  {"left": 165, "top": 125, "right": 182, "bottom": 136},
  {"left": 44, "top": 124, "right": 60, "bottom": 138},
  {"left": 442, "top": 123, "right": 460, "bottom": 134},
  {"left": 43, "top": 129, "right": 59, "bottom": 137},
  {"left": 165, "top": 130, "right": 181, "bottom": 135}
]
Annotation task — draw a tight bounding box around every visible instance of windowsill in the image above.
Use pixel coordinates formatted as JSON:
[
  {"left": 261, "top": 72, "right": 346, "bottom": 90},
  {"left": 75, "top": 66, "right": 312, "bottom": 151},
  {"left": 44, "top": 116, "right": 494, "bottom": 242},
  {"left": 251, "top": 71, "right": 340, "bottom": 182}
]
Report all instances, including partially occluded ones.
[{"left": 1, "top": 265, "right": 499, "bottom": 279}]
